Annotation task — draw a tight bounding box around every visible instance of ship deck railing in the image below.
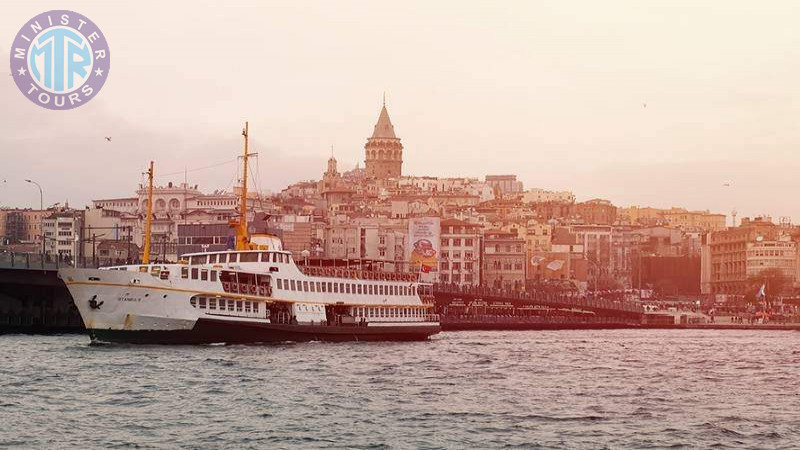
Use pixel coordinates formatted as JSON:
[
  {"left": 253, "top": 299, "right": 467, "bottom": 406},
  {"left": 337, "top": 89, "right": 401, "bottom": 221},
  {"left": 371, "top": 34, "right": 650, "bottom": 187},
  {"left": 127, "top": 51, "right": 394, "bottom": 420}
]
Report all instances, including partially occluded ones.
[{"left": 298, "top": 265, "right": 420, "bottom": 283}]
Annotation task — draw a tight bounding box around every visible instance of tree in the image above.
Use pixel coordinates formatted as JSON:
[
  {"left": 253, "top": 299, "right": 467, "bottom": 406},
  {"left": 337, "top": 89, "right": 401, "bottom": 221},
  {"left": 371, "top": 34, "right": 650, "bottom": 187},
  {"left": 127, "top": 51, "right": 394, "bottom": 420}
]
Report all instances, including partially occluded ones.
[{"left": 747, "top": 268, "right": 791, "bottom": 307}]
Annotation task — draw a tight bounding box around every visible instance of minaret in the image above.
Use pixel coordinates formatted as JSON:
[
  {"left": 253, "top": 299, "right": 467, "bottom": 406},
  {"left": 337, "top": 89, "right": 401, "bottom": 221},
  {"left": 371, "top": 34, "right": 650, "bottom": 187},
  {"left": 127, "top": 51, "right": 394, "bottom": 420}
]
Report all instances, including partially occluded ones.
[{"left": 365, "top": 98, "right": 403, "bottom": 178}]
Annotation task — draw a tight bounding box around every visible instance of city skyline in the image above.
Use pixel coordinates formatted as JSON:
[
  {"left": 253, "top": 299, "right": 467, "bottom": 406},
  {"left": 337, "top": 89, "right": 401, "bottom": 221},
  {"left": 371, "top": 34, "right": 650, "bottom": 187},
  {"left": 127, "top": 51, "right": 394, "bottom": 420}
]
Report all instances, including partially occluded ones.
[{"left": 3, "top": 1, "right": 800, "bottom": 221}]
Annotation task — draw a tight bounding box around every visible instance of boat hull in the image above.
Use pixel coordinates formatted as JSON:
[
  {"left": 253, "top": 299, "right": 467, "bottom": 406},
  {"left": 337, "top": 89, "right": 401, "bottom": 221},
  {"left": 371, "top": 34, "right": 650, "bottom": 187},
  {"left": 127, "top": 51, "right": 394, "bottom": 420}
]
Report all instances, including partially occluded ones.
[{"left": 88, "top": 317, "right": 441, "bottom": 344}]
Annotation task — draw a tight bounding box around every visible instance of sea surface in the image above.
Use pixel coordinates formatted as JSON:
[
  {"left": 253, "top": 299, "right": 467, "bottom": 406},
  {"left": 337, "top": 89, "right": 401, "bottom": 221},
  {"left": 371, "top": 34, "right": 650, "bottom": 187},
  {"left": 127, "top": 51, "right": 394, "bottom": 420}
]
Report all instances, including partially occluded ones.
[{"left": 1, "top": 329, "right": 798, "bottom": 449}]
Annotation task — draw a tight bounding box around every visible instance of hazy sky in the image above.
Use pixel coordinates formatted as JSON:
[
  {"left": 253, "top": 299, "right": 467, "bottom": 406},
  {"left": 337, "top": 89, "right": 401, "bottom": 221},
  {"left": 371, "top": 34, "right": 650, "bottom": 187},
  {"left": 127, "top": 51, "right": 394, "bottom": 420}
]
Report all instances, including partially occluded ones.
[{"left": 2, "top": 1, "right": 799, "bottom": 223}]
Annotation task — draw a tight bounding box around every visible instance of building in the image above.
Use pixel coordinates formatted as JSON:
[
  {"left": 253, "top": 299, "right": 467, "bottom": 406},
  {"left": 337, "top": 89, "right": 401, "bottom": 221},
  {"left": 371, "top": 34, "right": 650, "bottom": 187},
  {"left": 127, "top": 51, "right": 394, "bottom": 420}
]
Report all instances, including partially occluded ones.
[
  {"left": 42, "top": 210, "right": 82, "bottom": 260},
  {"left": 522, "top": 188, "right": 575, "bottom": 204},
  {"left": 574, "top": 199, "right": 617, "bottom": 225},
  {"left": 439, "top": 219, "right": 481, "bottom": 286},
  {"left": 661, "top": 209, "right": 726, "bottom": 232},
  {"left": 485, "top": 175, "right": 523, "bottom": 196},
  {"left": 705, "top": 217, "right": 798, "bottom": 296},
  {"left": 364, "top": 102, "right": 403, "bottom": 179},
  {"left": 482, "top": 229, "right": 526, "bottom": 289}
]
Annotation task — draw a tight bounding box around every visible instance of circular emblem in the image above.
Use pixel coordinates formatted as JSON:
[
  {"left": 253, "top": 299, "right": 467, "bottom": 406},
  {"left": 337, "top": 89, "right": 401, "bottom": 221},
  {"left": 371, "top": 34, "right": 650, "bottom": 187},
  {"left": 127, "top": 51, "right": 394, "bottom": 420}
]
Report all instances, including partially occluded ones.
[{"left": 9, "top": 10, "right": 110, "bottom": 110}]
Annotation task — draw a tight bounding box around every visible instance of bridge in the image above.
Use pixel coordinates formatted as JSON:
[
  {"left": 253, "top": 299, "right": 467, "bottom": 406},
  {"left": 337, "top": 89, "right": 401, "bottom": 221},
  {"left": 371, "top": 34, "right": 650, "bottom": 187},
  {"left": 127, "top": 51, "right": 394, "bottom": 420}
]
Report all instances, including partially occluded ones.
[
  {"left": 432, "top": 284, "right": 645, "bottom": 317},
  {"left": 0, "top": 253, "right": 85, "bottom": 332}
]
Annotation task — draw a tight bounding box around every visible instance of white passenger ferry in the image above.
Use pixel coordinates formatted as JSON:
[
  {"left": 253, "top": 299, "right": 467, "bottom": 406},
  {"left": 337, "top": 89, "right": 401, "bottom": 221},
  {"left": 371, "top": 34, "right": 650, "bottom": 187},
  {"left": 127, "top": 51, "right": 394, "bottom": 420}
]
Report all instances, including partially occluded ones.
[{"left": 58, "top": 123, "right": 440, "bottom": 344}]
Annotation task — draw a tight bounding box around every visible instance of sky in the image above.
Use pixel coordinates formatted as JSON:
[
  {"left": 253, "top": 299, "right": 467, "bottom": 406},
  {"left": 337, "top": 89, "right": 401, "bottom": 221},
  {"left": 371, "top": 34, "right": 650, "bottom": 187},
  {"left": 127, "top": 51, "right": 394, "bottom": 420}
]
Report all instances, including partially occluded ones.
[{"left": 2, "top": 1, "right": 799, "bottom": 224}]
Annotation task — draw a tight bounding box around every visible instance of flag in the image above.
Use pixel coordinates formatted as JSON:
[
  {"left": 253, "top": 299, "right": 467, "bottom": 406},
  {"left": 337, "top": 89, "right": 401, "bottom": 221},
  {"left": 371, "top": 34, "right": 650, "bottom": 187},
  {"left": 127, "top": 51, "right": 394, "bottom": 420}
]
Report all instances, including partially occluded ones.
[
  {"left": 530, "top": 256, "right": 545, "bottom": 266},
  {"left": 546, "top": 260, "right": 565, "bottom": 271},
  {"left": 421, "top": 265, "right": 432, "bottom": 273}
]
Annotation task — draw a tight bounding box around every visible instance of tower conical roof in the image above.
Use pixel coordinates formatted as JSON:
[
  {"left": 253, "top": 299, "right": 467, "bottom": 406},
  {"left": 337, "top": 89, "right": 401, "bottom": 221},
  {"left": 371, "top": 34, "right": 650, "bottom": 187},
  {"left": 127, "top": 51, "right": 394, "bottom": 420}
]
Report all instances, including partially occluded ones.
[{"left": 371, "top": 104, "right": 397, "bottom": 139}]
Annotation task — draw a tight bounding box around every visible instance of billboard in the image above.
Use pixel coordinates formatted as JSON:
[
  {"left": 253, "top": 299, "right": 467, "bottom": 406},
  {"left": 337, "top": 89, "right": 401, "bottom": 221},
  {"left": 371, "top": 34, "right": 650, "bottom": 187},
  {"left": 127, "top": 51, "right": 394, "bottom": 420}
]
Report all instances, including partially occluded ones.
[{"left": 407, "top": 217, "right": 441, "bottom": 275}]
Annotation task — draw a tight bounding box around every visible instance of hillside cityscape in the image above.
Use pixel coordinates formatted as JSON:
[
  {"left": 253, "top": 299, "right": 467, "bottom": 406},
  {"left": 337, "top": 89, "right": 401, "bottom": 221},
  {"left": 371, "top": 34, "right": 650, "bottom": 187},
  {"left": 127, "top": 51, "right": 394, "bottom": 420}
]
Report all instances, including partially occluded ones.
[{"left": 1, "top": 102, "right": 793, "bottom": 307}]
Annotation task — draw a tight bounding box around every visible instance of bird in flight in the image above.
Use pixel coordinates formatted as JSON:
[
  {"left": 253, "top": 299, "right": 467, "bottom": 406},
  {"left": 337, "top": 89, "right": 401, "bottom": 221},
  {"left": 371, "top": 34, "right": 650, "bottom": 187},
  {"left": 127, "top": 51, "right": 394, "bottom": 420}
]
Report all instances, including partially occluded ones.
[
  {"left": 723, "top": 183, "right": 731, "bottom": 187},
  {"left": 104, "top": 136, "right": 112, "bottom": 142}
]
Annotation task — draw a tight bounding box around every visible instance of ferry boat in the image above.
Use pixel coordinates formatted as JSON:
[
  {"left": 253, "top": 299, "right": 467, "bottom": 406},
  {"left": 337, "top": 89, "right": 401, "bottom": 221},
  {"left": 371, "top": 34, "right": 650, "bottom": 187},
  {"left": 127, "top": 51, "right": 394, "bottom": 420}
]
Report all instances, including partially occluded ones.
[{"left": 58, "top": 123, "right": 441, "bottom": 344}]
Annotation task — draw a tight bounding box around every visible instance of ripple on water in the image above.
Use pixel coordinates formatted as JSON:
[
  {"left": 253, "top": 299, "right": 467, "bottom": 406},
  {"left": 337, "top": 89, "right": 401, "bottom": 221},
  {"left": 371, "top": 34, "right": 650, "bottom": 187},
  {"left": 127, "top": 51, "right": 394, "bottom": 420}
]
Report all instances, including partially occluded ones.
[{"left": 1, "top": 330, "right": 799, "bottom": 448}]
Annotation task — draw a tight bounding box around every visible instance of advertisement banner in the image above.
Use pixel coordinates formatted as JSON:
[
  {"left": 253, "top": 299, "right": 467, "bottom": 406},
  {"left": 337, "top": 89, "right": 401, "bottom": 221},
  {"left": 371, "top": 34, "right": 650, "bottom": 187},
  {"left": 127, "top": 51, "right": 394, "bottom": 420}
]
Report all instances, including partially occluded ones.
[{"left": 407, "top": 217, "right": 441, "bottom": 275}]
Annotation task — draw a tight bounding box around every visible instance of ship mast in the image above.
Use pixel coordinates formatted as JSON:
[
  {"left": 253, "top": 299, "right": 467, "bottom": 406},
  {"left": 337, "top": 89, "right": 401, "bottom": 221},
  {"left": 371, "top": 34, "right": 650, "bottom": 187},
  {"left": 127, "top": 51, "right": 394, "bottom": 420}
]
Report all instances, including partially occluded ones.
[
  {"left": 142, "top": 161, "right": 154, "bottom": 263},
  {"left": 235, "top": 122, "right": 254, "bottom": 250}
]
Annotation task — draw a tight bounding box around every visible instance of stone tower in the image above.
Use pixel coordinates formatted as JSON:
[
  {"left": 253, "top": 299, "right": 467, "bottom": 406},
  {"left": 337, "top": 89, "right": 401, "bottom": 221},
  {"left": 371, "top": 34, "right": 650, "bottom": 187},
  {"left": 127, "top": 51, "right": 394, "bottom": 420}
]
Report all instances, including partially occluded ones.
[{"left": 364, "top": 101, "right": 403, "bottom": 178}]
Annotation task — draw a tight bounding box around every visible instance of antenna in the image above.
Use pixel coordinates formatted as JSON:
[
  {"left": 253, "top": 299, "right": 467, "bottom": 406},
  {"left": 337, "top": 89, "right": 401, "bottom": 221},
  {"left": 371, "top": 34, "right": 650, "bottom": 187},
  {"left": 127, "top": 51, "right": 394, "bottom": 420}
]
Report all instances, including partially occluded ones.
[{"left": 731, "top": 209, "right": 737, "bottom": 228}]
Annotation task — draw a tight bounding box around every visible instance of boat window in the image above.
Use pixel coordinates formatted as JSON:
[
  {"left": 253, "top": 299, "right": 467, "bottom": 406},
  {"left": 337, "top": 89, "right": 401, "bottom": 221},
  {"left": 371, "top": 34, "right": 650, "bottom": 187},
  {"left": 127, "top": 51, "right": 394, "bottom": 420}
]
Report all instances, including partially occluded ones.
[
  {"left": 219, "top": 299, "right": 226, "bottom": 309},
  {"left": 277, "top": 279, "right": 283, "bottom": 290},
  {"left": 303, "top": 281, "right": 309, "bottom": 291},
  {"left": 240, "top": 252, "right": 259, "bottom": 263},
  {"left": 356, "top": 284, "right": 362, "bottom": 295},
  {"left": 228, "top": 301, "right": 235, "bottom": 312},
  {"left": 271, "top": 253, "right": 277, "bottom": 263},
  {"left": 253, "top": 303, "right": 259, "bottom": 314},
  {"left": 190, "top": 297, "right": 197, "bottom": 307},
  {"left": 201, "top": 270, "right": 208, "bottom": 281},
  {"left": 310, "top": 282, "right": 316, "bottom": 293},
  {"left": 191, "top": 268, "right": 199, "bottom": 280},
  {"left": 209, "top": 298, "right": 216, "bottom": 310},
  {"left": 198, "top": 297, "right": 206, "bottom": 309},
  {"left": 345, "top": 284, "right": 351, "bottom": 294},
  {"left": 211, "top": 271, "right": 218, "bottom": 282},
  {"left": 181, "top": 267, "right": 189, "bottom": 279},
  {"left": 245, "top": 302, "right": 251, "bottom": 313},
  {"left": 290, "top": 280, "right": 296, "bottom": 291}
]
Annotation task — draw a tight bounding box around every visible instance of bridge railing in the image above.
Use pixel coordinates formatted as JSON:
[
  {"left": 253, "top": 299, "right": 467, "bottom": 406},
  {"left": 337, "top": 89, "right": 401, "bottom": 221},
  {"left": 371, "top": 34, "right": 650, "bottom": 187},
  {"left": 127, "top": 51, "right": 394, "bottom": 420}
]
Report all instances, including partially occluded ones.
[
  {"left": 431, "top": 283, "right": 644, "bottom": 314},
  {"left": 0, "top": 252, "right": 101, "bottom": 270}
]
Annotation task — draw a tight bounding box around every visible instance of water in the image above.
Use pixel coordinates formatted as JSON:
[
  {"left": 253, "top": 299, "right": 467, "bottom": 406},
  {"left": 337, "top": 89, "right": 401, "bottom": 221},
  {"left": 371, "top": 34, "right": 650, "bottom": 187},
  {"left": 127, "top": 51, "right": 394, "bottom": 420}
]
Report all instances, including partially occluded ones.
[{"left": 1, "top": 330, "right": 798, "bottom": 449}]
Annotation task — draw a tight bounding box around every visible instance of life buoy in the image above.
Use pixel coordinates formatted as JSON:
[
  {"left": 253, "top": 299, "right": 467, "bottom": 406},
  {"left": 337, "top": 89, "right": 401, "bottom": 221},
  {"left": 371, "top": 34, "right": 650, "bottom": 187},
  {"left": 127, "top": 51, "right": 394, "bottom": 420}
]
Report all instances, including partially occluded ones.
[
  {"left": 258, "top": 286, "right": 266, "bottom": 296},
  {"left": 222, "top": 281, "right": 230, "bottom": 292}
]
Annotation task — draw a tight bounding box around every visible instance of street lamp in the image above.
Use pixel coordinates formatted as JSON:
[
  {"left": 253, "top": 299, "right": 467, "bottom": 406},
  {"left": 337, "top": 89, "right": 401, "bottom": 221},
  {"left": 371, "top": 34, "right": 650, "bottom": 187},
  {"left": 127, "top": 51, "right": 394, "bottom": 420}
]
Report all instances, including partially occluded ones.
[{"left": 25, "top": 179, "right": 44, "bottom": 256}]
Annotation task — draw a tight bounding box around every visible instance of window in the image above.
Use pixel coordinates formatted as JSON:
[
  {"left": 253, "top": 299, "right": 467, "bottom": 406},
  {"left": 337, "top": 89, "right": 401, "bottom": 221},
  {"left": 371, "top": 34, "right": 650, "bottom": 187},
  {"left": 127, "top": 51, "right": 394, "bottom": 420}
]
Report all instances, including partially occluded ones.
[
  {"left": 441, "top": 274, "right": 449, "bottom": 282},
  {"left": 453, "top": 238, "right": 462, "bottom": 246},
  {"left": 346, "top": 284, "right": 351, "bottom": 294},
  {"left": 245, "top": 302, "right": 251, "bottom": 313},
  {"left": 453, "top": 262, "right": 461, "bottom": 271},
  {"left": 219, "top": 299, "right": 226, "bottom": 310},
  {"left": 181, "top": 267, "right": 188, "bottom": 279},
  {"left": 310, "top": 282, "right": 316, "bottom": 293},
  {"left": 236, "top": 301, "right": 243, "bottom": 312},
  {"left": 209, "top": 298, "right": 216, "bottom": 310},
  {"left": 191, "top": 268, "right": 199, "bottom": 279},
  {"left": 211, "top": 271, "right": 218, "bottom": 282},
  {"left": 441, "top": 262, "right": 449, "bottom": 270},
  {"left": 334, "top": 283, "right": 339, "bottom": 293},
  {"left": 190, "top": 297, "right": 197, "bottom": 307},
  {"left": 240, "top": 253, "right": 258, "bottom": 263},
  {"left": 290, "top": 280, "right": 296, "bottom": 291},
  {"left": 368, "top": 285, "right": 374, "bottom": 295},
  {"left": 277, "top": 279, "right": 283, "bottom": 290},
  {"left": 201, "top": 270, "right": 208, "bottom": 281},
  {"left": 465, "top": 238, "right": 473, "bottom": 247},
  {"left": 303, "top": 281, "right": 309, "bottom": 291},
  {"left": 322, "top": 282, "right": 328, "bottom": 293},
  {"left": 357, "top": 284, "right": 363, "bottom": 295}
]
